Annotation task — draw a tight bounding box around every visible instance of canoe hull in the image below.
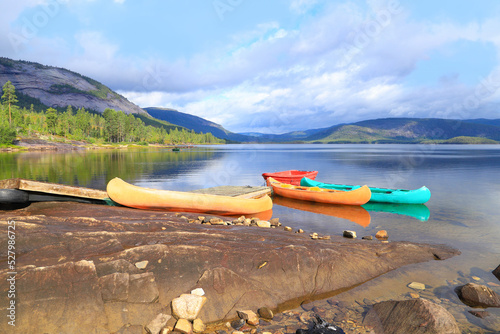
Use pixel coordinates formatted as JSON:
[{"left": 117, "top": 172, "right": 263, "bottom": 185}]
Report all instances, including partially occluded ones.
[
  {"left": 107, "top": 178, "right": 273, "bottom": 215},
  {"left": 300, "top": 177, "right": 431, "bottom": 204},
  {"left": 262, "top": 170, "right": 318, "bottom": 186},
  {"left": 267, "top": 177, "right": 371, "bottom": 205}
]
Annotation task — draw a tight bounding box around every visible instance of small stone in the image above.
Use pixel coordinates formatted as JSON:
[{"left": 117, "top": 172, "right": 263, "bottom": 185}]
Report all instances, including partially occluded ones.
[
  {"left": 231, "top": 318, "right": 246, "bottom": 330},
  {"left": 472, "top": 276, "right": 481, "bottom": 281},
  {"left": 343, "top": 230, "right": 357, "bottom": 238},
  {"left": 297, "top": 229, "right": 304, "bottom": 233},
  {"left": 270, "top": 218, "right": 280, "bottom": 226},
  {"left": 192, "top": 318, "right": 205, "bottom": 333},
  {"left": 191, "top": 288, "right": 205, "bottom": 296},
  {"left": 256, "top": 220, "right": 271, "bottom": 228},
  {"left": 310, "top": 233, "right": 319, "bottom": 240},
  {"left": 237, "top": 310, "right": 259, "bottom": 325},
  {"left": 487, "top": 282, "right": 500, "bottom": 287},
  {"left": 408, "top": 282, "right": 426, "bottom": 290},
  {"left": 319, "top": 235, "right": 330, "bottom": 240},
  {"left": 284, "top": 226, "right": 293, "bottom": 231},
  {"left": 174, "top": 318, "right": 193, "bottom": 334},
  {"left": 362, "top": 236, "right": 373, "bottom": 240},
  {"left": 409, "top": 292, "right": 420, "bottom": 298},
  {"left": 244, "top": 218, "right": 252, "bottom": 226},
  {"left": 210, "top": 218, "right": 225, "bottom": 225},
  {"left": 198, "top": 216, "right": 205, "bottom": 222},
  {"left": 375, "top": 230, "right": 388, "bottom": 239},
  {"left": 258, "top": 307, "right": 274, "bottom": 319},
  {"left": 172, "top": 294, "right": 207, "bottom": 320},
  {"left": 135, "top": 260, "right": 149, "bottom": 269},
  {"left": 161, "top": 227, "right": 167, "bottom": 230}
]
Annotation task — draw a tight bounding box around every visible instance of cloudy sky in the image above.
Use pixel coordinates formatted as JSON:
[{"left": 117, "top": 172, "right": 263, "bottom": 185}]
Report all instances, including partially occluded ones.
[{"left": 2, "top": 0, "right": 500, "bottom": 133}]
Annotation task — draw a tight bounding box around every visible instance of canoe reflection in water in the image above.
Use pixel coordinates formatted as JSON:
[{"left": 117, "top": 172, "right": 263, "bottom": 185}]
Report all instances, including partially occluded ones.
[
  {"left": 273, "top": 196, "right": 431, "bottom": 227},
  {"left": 273, "top": 195, "right": 371, "bottom": 228}
]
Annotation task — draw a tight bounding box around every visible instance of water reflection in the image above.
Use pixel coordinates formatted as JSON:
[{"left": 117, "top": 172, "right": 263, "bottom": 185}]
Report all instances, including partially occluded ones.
[
  {"left": 0, "top": 148, "right": 218, "bottom": 190},
  {"left": 362, "top": 203, "right": 430, "bottom": 221},
  {"left": 273, "top": 195, "right": 371, "bottom": 227}
]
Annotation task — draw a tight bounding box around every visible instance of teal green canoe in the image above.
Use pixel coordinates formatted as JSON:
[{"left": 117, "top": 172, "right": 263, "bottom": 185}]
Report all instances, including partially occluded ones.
[{"left": 300, "top": 177, "right": 431, "bottom": 204}]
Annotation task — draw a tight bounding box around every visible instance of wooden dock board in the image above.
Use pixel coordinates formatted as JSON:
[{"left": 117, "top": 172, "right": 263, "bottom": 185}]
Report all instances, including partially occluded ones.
[
  {"left": 192, "top": 186, "right": 271, "bottom": 199},
  {"left": 0, "top": 178, "right": 108, "bottom": 200}
]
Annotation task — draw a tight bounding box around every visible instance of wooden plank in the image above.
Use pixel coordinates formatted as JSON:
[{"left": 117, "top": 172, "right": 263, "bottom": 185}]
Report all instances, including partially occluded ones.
[
  {"left": 0, "top": 178, "right": 108, "bottom": 200},
  {"left": 192, "top": 186, "right": 271, "bottom": 199}
]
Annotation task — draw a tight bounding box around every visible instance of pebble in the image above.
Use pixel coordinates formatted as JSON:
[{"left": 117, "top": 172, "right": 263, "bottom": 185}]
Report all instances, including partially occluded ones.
[
  {"left": 174, "top": 318, "right": 192, "bottom": 334},
  {"left": 375, "top": 230, "right": 388, "bottom": 239},
  {"left": 472, "top": 276, "right": 481, "bottom": 281},
  {"left": 343, "top": 230, "right": 357, "bottom": 238},
  {"left": 191, "top": 288, "right": 205, "bottom": 296},
  {"left": 135, "top": 260, "right": 148, "bottom": 269},
  {"left": 257, "top": 220, "right": 271, "bottom": 228},
  {"left": 408, "top": 282, "right": 426, "bottom": 290},
  {"left": 193, "top": 318, "right": 206, "bottom": 333},
  {"left": 297, "top": 229, "right": 304, "bottom": 233},
  {"left": 284, "top": 226, "right": 293, "bottom": 231},
  {"left": 258, "top": 307, "right": 274, "bottom": 319},
  {"left": 362, "top": 235, "right": 373, "bottom": 240}
]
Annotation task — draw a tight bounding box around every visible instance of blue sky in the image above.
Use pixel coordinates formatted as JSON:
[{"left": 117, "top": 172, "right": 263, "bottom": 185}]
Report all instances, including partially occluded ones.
[{"left": 2, "top": 0, "right": 500, "bottom": 133}]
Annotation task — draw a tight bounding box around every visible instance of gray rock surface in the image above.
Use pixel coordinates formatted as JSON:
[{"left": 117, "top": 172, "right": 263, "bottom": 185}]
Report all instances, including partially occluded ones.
[{"left": 0, "top": 58, "right": 146, "bottom": 114}]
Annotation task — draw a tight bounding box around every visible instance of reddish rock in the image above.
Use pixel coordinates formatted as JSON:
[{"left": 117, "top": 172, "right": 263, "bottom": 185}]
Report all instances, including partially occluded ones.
[
  {"left": 458, "top": 283, "right": 500, "bottom": 308},
  {"left": 364, "top": 298, "right": 460, "bottom": 333},
  {"left": 0, "top": 202, "right": 461, "bottom": 333}
]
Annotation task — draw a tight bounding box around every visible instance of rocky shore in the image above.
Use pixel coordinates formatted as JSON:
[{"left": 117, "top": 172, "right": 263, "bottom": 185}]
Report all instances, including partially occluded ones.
[{"left": 0, "top": 202, "right": 498, "bottom": 333}]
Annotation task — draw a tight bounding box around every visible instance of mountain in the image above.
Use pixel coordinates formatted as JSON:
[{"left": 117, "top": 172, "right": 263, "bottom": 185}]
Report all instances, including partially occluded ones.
[
  {"left": 240, "top": 128, "right": 329, "bottom": 142},
  {"left": 306, "top": 118, "right": 500, "bottom": 143},
  {"left": 144, "top": 107, "right": 254, "bottom": 142},
  {"left": 0, "top": 57, "right": 146, "bottom": 115}
]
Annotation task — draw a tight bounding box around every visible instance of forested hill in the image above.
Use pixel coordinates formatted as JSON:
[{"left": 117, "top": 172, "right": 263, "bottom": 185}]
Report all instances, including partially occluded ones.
[
  {"left": 144, "top": 107, "right": 253, "bottom": 142},
  {"left": 305, "top": 118, "right": 500, "bottom": 143},
  {"left": 0, "top": 57, "right": 145, "bottom": 115}
]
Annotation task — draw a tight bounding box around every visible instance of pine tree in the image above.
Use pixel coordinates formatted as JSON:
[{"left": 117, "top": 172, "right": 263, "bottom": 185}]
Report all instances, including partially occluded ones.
[{"left": 1, "top": 81, "right": 18, "bottom": 126}]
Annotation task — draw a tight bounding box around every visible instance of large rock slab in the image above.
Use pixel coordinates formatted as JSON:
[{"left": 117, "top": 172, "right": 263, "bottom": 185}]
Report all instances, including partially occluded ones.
[
  {"left": 364, "top": 298, "right": 461, "bottom": 333},
  {"left": 0, "top": 202, "right": 460, "bottom": 333}
]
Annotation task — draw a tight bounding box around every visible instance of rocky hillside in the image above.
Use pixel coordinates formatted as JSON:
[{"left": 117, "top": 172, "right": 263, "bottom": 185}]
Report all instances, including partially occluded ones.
[{"left": 0, "top": 57, "right": 146, "bottom": 115}]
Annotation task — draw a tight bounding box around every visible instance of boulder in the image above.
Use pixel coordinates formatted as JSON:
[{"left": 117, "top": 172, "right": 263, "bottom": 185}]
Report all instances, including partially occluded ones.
[
  {"left": 363, "top": 298, "right": 460, "bottom": 333},
  {"left": 493, "top": 264, "right": 500, "bottom": 281},
  {"left": 172, "top": 294, "right": 207, "bottom": 320},
  {"left": 458, "top": 283, "right": 500, "bottom": 308}
]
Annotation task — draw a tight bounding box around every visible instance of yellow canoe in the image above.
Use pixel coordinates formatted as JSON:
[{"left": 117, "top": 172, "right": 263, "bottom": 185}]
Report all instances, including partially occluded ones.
[
  {"left": 267, "top": 177, "right": 371, "bottom": 206},
  {"left": 107, "top": 177, "right": 273, "bottom": 215}
]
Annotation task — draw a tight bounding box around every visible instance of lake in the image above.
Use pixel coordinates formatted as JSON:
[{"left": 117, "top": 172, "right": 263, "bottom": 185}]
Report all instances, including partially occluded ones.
[{"left": 2, "top": 144, "right": 500, "bottom": 328}]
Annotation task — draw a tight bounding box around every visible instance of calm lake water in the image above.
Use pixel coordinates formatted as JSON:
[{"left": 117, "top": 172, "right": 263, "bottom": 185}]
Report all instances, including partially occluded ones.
[{"left": 2, "top": 144, "right": 500, "bottom": 327}]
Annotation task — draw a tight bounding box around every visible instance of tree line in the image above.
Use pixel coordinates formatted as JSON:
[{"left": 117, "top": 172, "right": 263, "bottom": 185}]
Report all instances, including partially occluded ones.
[{"left": 0, "top": 81, "right": 224, "bottom": 146}]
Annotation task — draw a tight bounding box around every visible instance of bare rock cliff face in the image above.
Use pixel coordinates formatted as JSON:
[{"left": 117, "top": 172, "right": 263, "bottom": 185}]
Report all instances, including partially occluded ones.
[{"left": 0, "top": 58, "right": 146, "bottom": 115}]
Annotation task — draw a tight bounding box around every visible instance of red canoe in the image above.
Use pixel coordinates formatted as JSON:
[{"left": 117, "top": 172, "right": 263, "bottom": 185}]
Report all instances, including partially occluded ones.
[{"left": 262, "top": 170, "right": 318, "bottom": 186}]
